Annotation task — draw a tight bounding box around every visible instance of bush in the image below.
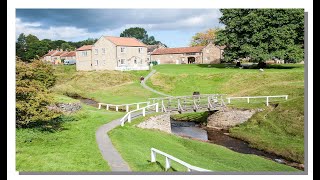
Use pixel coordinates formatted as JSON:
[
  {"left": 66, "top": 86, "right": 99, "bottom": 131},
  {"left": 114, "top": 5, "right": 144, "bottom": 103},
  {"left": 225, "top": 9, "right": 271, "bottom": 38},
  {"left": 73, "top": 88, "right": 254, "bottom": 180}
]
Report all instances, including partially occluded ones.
[{"left": 16, "top": 58, "right": 61, "bottom": 128}]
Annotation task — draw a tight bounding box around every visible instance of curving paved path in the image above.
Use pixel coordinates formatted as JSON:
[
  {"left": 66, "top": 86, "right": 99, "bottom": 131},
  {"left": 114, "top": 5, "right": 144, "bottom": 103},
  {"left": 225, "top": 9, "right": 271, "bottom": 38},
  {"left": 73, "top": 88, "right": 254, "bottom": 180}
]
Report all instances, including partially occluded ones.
[
  {"left": 96, "top": 69, "right": 169, "bottom": 171},
  {"left": 96, "top": 111, "right": 147, "bottom": 171},
  {"left": 141, "top": 70, "right": 172, "bottom": 97}
]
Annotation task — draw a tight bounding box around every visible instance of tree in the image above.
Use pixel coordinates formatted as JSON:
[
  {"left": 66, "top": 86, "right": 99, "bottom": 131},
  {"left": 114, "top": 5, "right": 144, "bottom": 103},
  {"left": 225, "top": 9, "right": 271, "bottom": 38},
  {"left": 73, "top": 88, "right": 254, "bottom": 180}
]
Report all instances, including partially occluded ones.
[
  {"left": 120, "top": 27, "right": 164, "bottom": 45},
  {"left": 61, "top": 42, "right": 74, "bottom": 51},
  {"left": 16, "top": 33, "right": 27, "bottom": 60},
  {"left": 16, "top": 58, "right": 60, "bottom": 128},
  {"left": 190, "top": 28, "right": 220, "bottom": 46},
  {"left": 215, "top": 9, "right": 304, "bottom": 62}
]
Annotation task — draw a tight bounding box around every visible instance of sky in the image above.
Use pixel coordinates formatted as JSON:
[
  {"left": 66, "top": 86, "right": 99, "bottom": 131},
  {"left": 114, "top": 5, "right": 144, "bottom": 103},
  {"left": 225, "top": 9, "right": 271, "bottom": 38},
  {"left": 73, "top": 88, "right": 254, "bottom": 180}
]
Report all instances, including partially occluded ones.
[{"left": 16, "top": 9, "right": 222, "bottom": 47}]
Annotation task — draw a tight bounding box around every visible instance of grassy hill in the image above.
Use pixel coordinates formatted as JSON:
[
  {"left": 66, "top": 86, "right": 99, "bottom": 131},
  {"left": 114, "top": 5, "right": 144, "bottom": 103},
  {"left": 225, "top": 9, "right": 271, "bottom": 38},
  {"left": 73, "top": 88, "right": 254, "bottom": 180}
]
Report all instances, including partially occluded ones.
[{"left": 148, "top": 64, "right": 304, "bottom": 163}]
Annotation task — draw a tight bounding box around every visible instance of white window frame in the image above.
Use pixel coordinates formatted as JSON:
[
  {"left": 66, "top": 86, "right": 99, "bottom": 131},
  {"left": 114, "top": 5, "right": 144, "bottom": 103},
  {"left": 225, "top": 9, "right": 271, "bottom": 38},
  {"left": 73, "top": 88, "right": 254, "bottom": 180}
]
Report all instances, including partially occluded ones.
[
  {"left": 81, "top": 51, "right": 87, "bottom": 57},
  {"left": 95, "top": 60, "right": 99, "bottom": 66},
  {"left": 94, "top": 49, "right": 98, "bottom": 55},
  {"left": 120, "top": 47, "right": 126, "bottom": 53},
  {"left": 138, "top": 47, "right": 143, "bottom": 53},
  {"left": 102, "top": 48, "right": 106, "bottom": 54},
  {"left": 120, "top": 59, "right": 125, "bottom": 65}
]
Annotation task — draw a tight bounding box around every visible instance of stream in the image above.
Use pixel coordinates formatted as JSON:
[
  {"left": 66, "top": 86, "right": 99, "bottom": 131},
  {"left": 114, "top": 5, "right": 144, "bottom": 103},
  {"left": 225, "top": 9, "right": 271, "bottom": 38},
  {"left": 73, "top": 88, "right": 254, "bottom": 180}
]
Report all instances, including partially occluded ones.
[
  {"left": 68, "top": 95, "right": 303, "bottom": 171},
  {"left": 171, "top": 120, "right": 304, "bottom": 171}
]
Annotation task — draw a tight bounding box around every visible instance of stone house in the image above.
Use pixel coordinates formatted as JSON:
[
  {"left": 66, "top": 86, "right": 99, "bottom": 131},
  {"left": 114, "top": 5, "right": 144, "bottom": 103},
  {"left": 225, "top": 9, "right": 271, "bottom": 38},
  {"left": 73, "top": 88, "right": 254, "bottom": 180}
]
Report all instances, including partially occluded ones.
[
  {"left": 150, "top": 43, "right": 224, "bottom": 64},
  {"left": 76, "top": 36, "right": 149, "bottom": 71},
  {"left": 146, "top": 44, "right": 166, "bottom": 63},
  {"left": 61, "top": 51, "right": 76, "bottom": 61},
  {"left": 75, "top": 45, "right": 93, "bottom": 71},
  {"left": 43, "top": 49, "right": 67, "bottom": 64}
]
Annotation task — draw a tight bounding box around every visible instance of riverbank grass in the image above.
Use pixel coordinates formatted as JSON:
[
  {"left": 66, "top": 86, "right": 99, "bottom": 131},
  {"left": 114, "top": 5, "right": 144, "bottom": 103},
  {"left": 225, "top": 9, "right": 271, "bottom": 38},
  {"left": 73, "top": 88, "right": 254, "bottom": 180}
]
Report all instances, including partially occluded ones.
[
  {"left": 108, "top": 114, "right": 299, "bottom": 172},
  {"left": 16, "top": 101, "right": 125, "bottom": 171}
]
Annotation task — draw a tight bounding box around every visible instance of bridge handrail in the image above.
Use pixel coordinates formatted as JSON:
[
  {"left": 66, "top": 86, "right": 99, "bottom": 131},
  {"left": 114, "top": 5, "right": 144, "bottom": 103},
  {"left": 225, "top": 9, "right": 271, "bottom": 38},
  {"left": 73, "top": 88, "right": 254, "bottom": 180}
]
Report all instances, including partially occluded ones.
[{"left": 120, "top": 103, "right": 159, "bottom": 126}]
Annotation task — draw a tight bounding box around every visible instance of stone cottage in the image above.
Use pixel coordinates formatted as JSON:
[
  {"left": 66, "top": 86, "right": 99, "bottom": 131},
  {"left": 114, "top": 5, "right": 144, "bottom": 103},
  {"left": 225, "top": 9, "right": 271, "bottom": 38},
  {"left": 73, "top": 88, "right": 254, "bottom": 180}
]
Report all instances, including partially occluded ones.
[
  {"left": 76, "top": 36, "right": 149, "bottom": 71},
  {"left": 150, "top": 43, "right": 224, "bottom": 64}
]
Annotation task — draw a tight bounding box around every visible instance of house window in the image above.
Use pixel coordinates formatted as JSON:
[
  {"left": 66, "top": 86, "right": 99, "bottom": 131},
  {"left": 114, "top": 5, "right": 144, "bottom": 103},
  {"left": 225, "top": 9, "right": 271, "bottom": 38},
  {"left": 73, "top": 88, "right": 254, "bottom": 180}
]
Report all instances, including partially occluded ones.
[
  {"left": 81, "top": 51, "right": 87, "bottom": 56},
  {"left": 102, "top": 48, "right": 106, "bottom": 54},
  {"left": 138, "top": 48, "right": 143, "bottom": 53},
  {"left": 95, "top": 49, "right": 98, "bottom": 55},
  {"left": 134, "top": 59, "right": 137, "bottom": 64},
  {"left": 120, "top": 59, "right": 125, "bottom": 65},
  {"left": 120, "top": 47, "right": 125, "bottom": 53},
  {"left": 95, "top": 60, "right": 99, "bottom": 66}
]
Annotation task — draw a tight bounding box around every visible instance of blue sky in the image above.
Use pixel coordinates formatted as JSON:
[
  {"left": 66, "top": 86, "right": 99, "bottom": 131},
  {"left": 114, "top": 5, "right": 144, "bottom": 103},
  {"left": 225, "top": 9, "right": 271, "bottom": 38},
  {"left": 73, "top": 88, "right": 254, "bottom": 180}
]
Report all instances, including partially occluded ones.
[{"left": 16, "top": 9, "right": 222, "bottom": 47}]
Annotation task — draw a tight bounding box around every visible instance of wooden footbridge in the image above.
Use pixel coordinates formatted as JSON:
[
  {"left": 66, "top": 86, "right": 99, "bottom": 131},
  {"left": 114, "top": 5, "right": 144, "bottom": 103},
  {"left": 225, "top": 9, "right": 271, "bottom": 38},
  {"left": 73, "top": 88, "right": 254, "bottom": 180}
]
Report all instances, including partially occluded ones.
[{"left": 148, "top": 94, "right": 226, "bottom": 113}]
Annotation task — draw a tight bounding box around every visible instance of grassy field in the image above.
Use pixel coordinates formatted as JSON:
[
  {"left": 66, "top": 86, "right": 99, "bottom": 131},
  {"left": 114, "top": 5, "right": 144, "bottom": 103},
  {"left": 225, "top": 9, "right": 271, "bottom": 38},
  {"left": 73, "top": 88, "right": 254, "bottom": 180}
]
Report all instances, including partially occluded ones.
[
  {"left": 147, "top": 64, "right": 304, "bottom": 163},
  {"left": 52, "top": 65, "right": 158, "bottom": 104},
  {"left": 108, "top": 114, "right": 298, "bottom": 172},
  {"left": 16, "top": 100, "right": 125, "bottom": 171}
]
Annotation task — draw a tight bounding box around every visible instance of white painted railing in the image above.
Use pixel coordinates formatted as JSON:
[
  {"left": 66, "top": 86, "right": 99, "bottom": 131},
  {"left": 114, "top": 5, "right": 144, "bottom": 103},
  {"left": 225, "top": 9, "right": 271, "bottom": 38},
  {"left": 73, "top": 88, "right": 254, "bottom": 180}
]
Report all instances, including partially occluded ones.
[
  {"left": 98, "top": 102, "right": 150, "bottom": 112},
  {"left": 120, "top": 103, "right": 159, "bottom": 126},
  {"left": 150, "top": 148, "right": 212, "bottom": 172},
  {"left": 226, "top": 95, "right": 288, "bottom": 106}
]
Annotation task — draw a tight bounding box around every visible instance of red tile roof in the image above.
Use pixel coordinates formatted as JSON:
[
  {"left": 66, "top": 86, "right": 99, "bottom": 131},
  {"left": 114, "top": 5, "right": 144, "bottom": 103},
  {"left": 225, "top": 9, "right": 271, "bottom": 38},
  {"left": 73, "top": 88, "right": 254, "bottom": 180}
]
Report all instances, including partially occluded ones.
[
  {"left": 45, "top": 50, "right": 58, "bottom": 56},
  {"left": 52, "top": 51, "right": 66, "bottom": 56},
  {"left": 104, "top": 36, "right": 146, "bottom": 47},
  {"left": 77, "top": 45, "right": 93, "bottom": 51},
  {"left": 60, "top": 51, "right": 69, "bottom": 57},
  {"left": 151, "top": 46, "right": 205, "bottom": 55},
  {"left": 61, "top": 51, "right": 76, "bottom": 57}
]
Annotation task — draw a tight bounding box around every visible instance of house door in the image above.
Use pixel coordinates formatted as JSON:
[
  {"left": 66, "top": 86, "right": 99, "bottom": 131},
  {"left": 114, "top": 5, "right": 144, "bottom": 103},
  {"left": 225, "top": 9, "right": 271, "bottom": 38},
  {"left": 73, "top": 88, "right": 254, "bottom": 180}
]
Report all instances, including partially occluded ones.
[{"left": 188, "top": 57, "right": 195, "bottom": 64}]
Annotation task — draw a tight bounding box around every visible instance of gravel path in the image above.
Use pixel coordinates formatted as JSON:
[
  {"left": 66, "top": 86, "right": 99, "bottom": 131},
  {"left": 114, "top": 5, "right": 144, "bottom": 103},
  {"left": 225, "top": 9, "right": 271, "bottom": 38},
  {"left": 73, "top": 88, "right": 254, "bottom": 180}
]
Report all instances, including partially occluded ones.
[{"left": 141, "top": 70, "right": 172, "bottom": 97}]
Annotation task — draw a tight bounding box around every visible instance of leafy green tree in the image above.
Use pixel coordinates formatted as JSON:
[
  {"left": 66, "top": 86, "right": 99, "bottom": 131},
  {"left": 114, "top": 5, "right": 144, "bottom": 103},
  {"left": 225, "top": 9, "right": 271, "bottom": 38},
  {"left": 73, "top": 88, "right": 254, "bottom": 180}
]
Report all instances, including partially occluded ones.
[
  {"left": 16, "top": 58, "right": 60, "bottom": 128},
  {"left": 215, "top": 9, "right": 304, "bottom": 62},
  {"left": 16, "top": 33, "right": 27, "bottom": 60},
  {"left": 120, "top": 27, "right": 164, "bottom": 45},
  {"left": 61, "top": 42, "right": 74, "bottom": 51},
  {"left": 190, "top": 28, "right": 220, "bottom": 46}
]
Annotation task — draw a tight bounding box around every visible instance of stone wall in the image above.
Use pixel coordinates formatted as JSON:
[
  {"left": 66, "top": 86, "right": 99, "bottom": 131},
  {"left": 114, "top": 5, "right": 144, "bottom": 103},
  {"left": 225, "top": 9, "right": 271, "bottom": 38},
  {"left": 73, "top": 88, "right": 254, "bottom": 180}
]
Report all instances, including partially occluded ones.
[
  {"left": 137, "top": 113, "right": 171, "bottom": 133},
  {"left": 48, "top": 103, "right": 82, "bottom": 113}
]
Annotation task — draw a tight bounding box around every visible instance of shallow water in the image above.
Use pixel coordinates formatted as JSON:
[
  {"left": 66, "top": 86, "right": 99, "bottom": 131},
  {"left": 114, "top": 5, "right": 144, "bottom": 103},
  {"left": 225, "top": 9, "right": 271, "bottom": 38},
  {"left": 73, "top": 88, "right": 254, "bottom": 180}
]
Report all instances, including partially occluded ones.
[{"left": 170, "top": 120, "right": 303, "bottom": 170}]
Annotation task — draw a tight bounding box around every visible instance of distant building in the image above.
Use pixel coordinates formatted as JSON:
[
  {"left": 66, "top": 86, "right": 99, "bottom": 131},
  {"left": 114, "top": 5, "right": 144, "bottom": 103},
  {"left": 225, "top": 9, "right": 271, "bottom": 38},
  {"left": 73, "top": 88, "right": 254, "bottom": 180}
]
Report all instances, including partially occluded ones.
[
  {"left": 76, "top": 36, "right": 149, "bottom": 71},
  {"left": 146, "top": 44, "right": 166, "bottom": 63},
  {"left": 150, "top": 43, "right": 224, "bottom": 64}
]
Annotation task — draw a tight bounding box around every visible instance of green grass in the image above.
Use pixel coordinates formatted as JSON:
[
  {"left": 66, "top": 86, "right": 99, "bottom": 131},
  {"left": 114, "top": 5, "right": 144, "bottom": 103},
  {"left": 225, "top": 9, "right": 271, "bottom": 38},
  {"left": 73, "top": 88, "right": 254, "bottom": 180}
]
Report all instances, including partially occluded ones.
[
  {"left": 52, "top": 65, "right": 159, "bottom": 103},
  {"left": 147, "top": 64, "right": 304, "bottom": 163},
  {"left": 108, "top": 114, "right": 299, "bottom": 172},
  {"left": 53, "top": 93, "right": 80, "bottom": 103},
  {"left": 230, "top": 96, "right": 304, "bottom": 163},
  {"left": 16, "top": 102, "right": 125, "bottom": 171},
  {"left": 171, "top": 111, "right": 209, "bottom": 124}
]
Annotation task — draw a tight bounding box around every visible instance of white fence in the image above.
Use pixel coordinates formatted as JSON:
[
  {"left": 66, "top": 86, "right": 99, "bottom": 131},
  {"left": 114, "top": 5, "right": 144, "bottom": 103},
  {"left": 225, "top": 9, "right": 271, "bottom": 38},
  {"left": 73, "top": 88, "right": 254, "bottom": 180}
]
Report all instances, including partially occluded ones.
[
  {"left": 150, "top": 148, "right": 212, "bottom": 172},
  {"left": 115, "top": 66, "right": 150, "bottom": 71},
  {"left": 226, "top": 95, "right": 288, "bottom": 106},
  {"left": 98, "top": 102, "right": 150, "bottom": 112},
  {"left": 120, "top": 103, "right": 159, "bottom": 126}
]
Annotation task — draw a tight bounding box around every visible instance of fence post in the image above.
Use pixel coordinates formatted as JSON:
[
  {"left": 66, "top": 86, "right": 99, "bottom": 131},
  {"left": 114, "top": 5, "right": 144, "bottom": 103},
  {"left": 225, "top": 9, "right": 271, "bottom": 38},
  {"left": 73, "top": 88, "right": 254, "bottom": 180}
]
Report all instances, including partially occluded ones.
[
  {"left": 121, "top": 120, "right": 124, "bottom": 127},
  {"left": 142, "top": 108, "right": 146, "bottom": 116},
  {"left": 126, "top": 105, "right": 129, "bottom": 112},
  {"left": 285, "top": 95, "right": 288, "bottom": 100},
  {"left": 156, "top": 103, "right": 159, "bottom": 112},
  {"left": 151, "top": 149, "right": 156, "bottom": 162},
  {"left": 227, "top": 98, "right": 231, "bottom": 104},
  {"left": 128, "top": 113, "right": 131, "bottom": 123},
  {"left": 247, "top": 97, "right": 250, "bottom": 103},
  {"left": 187, "top": 168, "right": 191, "bottom": 172},
  {"left": 106, "top": 104, "right": 109, "bottom": 110},
  {"left": 137, "top": 103, "right": 140, "bottom": 109},
  {"left": 266, "top": 97, "right": 269, "bottom": 106},
  {"left": 165, "top": 157, "right": 171, "bottom": 171},
  {"left": 116, "top": 106, "right": 119, "bottom": 111},
  {"left": 98, "top": 103, "right": 101, "bottom": 109}
]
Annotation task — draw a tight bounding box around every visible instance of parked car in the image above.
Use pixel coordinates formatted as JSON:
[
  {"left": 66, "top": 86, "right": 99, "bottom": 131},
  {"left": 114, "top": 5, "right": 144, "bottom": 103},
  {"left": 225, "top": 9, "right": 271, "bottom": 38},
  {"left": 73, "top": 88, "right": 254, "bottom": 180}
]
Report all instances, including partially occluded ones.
[{"left": 64, "top": 59, "right": 76, "bottom": 65}]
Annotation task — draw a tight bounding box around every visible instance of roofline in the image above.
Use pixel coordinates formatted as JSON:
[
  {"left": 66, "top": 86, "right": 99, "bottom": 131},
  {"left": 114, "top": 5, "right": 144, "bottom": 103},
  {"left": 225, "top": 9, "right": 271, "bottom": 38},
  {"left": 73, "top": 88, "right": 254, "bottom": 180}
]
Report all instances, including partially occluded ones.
[
  {"left": 103, "top": 35, "right": 147, "bottom": 47},
  {"left": 152, "top": 52, "right": 204, "bottom": 55}
]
